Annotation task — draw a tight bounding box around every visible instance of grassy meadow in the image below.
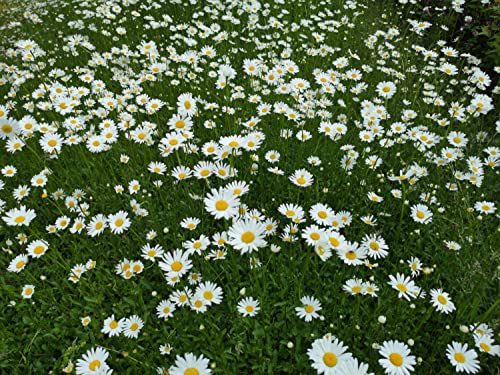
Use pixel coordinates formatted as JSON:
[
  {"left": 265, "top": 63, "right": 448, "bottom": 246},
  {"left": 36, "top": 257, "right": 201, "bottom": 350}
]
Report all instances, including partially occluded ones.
[{"left": 0, "top": 0, "right": 498, "bottom": 373}]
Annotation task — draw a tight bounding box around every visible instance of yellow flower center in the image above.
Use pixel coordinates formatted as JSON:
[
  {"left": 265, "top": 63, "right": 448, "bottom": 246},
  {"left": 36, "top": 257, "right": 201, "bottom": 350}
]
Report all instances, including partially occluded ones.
[
  {"left": 329, "top": 238, "right": 340, "bottom": 248},
  {"left": 383, "top": 86, "right": 391, "bottom": 93},
  {"left": 346, "top": 251, "right": 356, "bottom": 260},
  {"left": 318, "top": 211, "right": 328, "bottom": 219},
  {"left": 323, "top": 352, "right": 337, "bottom": 367},
  {"left": 130, "top": 323, "right": 139, "bottom": 331},
  {"left": 95, "top": 222, "right": 103, "bottom": 230},
  {"left": 184, "top": 368, "right": 199, "bottom": 375},
  {"left": 389, "top": 353, "right": 403, "bottom": 366},
  {"left": 304, "top": 305, "right": 314, "bottom": 314},
  {"left": 203, "top": 291, "right": 213, "bottom": 300},
  {"left": 25, "top": 287, "right": 33, "bottom": 295},
  {"left": 480, "top": 343, "right": 491, "bottom": 352},
  {"left": 184, "top": 101, "right": 192, "bottom": 110},
  {"left": 89, "top": 360, "right": 101, "bottom": 371},
  {"left": 34, "top": 246, "right": 45, "bottom": 255},
  {"left": 416, "top": 211, "right": 425, "bottom": 219},
  {"left": 15, "top": 216, "right": 26, "bottom": 223},
  {"left": 48, "top": 139, "right": 57, "bottom": 147},
  {"left": 110, "top": 320, "right": 118, "bottom": 329},
  {"left": 352, "top": 286, "right": 362, "bottom": 293},
  {"left": 171, "top": 261, "right": 183, "bottom": 272},
  {"left": 454, "top": 353, "right": 465, "bottom": 363},
  {"left": 194, "top": 300, "right": 203, "bottom": 308},
  {"left": 241, "top": 231, "right": 255, "bottom": 244},
  {"left": 245, "top": 305, "right": 254, "bottom": 312},
  {"left": 396, "top": 283, "right": 407, "bottom": 293},
  {"left": 297, "top": 177, "right": 306, "bottom": 185},
  {"left": 310, "top": 233, "right": 320, "bottom": 241},
  {"left": 437, "top": 295, "right": 447, "bottom": 305},
  {"left": 200, "top": 169, "right": 210, "bottom": 177}
]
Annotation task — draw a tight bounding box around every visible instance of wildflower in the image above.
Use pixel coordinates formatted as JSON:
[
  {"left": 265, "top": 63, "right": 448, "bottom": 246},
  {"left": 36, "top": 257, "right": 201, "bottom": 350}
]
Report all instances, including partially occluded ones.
[
  {"left": 237, "top": 297, "right": 260, "bottom": 317},
  {"left": 307, "top": 336, "right": 352, "bottom": 373},
  {"left": 2, "top": 205, "right": 36, "bottom": 227},
  {"left": 122, "top": 315, "right": 144, "bottom": 339},
  {"left": 169, "top": 352, "right": 211, "bottom": 375},
  {"left": 411, "top": 204, "right": 433, "bottom": 224},
  {"left": 101, "top": 315, "right": 123, "bottom": 337},
  {"left": 75, "top": 347, "right": 111, "bottom": 375},
  {"left": 446, "top": 342, "right": 480, "bottom": 373},
  {"left": 430, "top": 289, "right": 456, "bottom": 314},
  {"left": 21, "top": 284, "right": 35, "bottom": 299},
  {"left": 228, "top": 218, "right": 267, "bottom": 254},
  {"left": 379, "top": 340, "right": 416, "bottom": 375},
  {"left": 295, "top": 296, "right": 322, "bottom": 322}
]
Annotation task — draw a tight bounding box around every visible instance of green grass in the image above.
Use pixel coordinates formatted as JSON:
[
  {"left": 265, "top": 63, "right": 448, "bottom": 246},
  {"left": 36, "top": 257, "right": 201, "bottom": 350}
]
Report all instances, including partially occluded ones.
[{"left": 0, "top": 0, "right": 498, "bottom": 374}]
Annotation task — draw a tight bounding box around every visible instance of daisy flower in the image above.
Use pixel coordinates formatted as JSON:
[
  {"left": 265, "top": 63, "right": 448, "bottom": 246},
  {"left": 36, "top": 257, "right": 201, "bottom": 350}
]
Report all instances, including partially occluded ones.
[
  {"left": 141, "top": 244, "right": 164, "bottom": 262},
  {"left": 204, "top": 187, "right": 240, "bottom": 220},
  {"left": 302, "top": 225, "right": 326, "bottom": 247},
  {"left": 307, "top": 335, "right": 352, "bottom": 374},
  {"left": 309, "top": 203, "right": 334, "bottom": 226},
  {"left": 474, "top": 201, "right": 496, "bottom": 215},
  {"left": 86, "top": 214, "right": 107, "bottom": 237},
  {"left": 225, "top": 180, "right": 250, "bottom": 197},
  {"left": 27, "top": 239, "right": 49, "bottom": 258},
  {"left": 177, "top": 93, "right": 197, "bottom": 117},
  {"left": 337, "top": 242, "right": 367, "bottom": 266},
  {"left": 237, "top": 297, "right": 260, "bottom": 317},
  {"left": 169, "top": 352, "right": 211, "bottom": 375},
  {"left": 190, "top": 295, "right": 208, "bottom": 314},
  {"left": 180, "top": 217, "right": 200, "bottom": 230},
  {"left": 361, "top": 234, "right": 389, "bottom": 259},
  {"left": 8, "top": 254, "right": 29, "bottom": 273},
  {"left": 2, "top": 205, "right": 36, "bottom": 227},
  {"left": 378, "top": 340, "right": 416, "bottom": 375},
  {"left": 21, "top": 284, "right": 35, "bottom": 299},
  {"left": 343, "top": 278, "right": 365, "bottom": 296},
  {"left": 195, "top": 281, "right": 223, "bottom": 306},
  {"left": 410, "top": 204, "right": 433, "bottom": 224},
  {"left": 289, "top": 168, "right": 314, "bottom": 187},
  {"left": 122, "top": 315, "right": 144, "bottom": 339},
  {"left": 446, "top": 342, "right": 480, "bottom": 373},
  {"left": 228, "top": 218, "right": 267, "bottom": 254},
  {"left": 278, "top": 203, "right": 305, "bottom": 223},
  {"left": 430, "top": 289, "right": 456, "bottom": 314},
  {"left": 376, "top": 81, "right": 397, "bottom": 98},
  {"left": 75, "top": 347, "right": 110, "bottom": 375},
  {"left": 170, "top": 288, "right": 193, "bottom": 307},
  {"left": 296, "top": 296, "right": 322, "bottom": 322},
  {"left": 160, "top": 343, "right": 173, "bottom": 356},
  {"left": 159, "top": 249, "right": 193, "bottom": 279},
  {"left": 475, "top": 335, "right": 500, "bottom": 356},
  {"left": 338, "top": 358, "right": 374, "bottom": 375},
  {"left": 101, "top": 314, "right": 123, "bottom": 337},
  {"left": 388, "top": 273, "right": 419, "bottom": 301}
]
